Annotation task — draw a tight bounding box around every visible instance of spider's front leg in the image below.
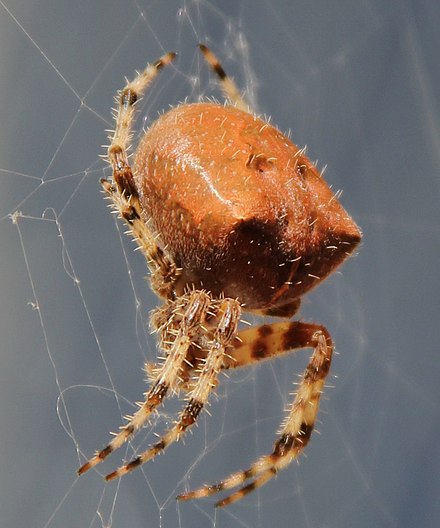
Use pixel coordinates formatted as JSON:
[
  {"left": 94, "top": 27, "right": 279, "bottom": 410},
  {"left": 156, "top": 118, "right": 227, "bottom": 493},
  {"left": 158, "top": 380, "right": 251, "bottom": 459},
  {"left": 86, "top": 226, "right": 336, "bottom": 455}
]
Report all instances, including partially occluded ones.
[
  {"left": 78, "top": 290, "right": 213, "bottom": 475},
  {"left": 105, "top": 296, "right": 241, "bottom": 481},
  {"left": 178, "top": 321, "right": 333, "bottom": 507}
]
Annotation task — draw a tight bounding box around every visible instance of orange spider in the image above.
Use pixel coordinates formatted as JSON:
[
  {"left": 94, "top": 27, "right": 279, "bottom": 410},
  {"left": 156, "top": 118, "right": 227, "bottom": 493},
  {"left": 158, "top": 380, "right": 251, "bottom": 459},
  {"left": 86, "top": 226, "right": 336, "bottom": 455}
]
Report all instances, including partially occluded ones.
[{"left": 78, "top": 45, "right": 361, "bottom": 507}]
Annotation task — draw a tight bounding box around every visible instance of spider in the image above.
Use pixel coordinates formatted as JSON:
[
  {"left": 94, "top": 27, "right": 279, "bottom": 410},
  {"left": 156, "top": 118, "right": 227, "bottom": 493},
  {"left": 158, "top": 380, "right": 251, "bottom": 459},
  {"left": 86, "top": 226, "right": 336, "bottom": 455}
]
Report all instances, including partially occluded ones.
[{"left": 78, "top": 45, "right": 361, "bottom": 507}]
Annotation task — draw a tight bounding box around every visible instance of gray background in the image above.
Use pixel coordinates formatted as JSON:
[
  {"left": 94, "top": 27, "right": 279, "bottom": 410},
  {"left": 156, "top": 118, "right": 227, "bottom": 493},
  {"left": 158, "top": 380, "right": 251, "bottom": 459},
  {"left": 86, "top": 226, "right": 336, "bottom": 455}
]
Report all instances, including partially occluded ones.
[{"left": 1, "top": 1, "right": 439, "bottom": 527}]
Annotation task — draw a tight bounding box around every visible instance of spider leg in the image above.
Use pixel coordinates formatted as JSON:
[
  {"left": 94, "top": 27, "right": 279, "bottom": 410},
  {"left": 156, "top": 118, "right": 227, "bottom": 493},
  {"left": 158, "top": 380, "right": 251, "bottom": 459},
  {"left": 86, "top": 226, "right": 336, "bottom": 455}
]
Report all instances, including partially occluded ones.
[
  {"left": 101, "top": 51, "right": 178, "bottom": 299},
  {"left": 177, "top": 321, "right": 333, "bottom": 507},
  {"left": 107, "top": 50, "right": 176, "bottom": 197},
  {"left": 101, "top": 180, "right": 178, "bottom": 299},
  {"left": 105, "top": 298, "right": 241, "bottom": 481},
  {"left": 77, "top": 291, "right": 211, "bottom": 475},
  {"left": 199, "top": 44, "right": 249, "bottom": 112}
]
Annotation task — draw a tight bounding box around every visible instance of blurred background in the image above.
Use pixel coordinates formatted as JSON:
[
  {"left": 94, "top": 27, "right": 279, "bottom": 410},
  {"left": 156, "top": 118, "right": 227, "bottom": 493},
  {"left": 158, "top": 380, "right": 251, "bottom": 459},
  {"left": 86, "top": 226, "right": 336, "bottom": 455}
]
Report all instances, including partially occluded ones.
[{"left": 1, "top": 1, "right": 439, "bottom": 527}]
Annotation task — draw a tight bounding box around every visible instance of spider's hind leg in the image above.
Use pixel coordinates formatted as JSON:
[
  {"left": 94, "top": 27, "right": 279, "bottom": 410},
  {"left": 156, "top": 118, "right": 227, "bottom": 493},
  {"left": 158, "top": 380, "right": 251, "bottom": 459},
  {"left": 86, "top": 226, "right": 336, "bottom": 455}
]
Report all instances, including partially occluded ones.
[
  {"left": 100, "top": 179, "right": 179, "bottom": 299},
  {"left": 102, "top": 50, "right": 178, "bottom": 300},
  {"left": 107, "top": 50, "right": 176, "bottom": 200}
]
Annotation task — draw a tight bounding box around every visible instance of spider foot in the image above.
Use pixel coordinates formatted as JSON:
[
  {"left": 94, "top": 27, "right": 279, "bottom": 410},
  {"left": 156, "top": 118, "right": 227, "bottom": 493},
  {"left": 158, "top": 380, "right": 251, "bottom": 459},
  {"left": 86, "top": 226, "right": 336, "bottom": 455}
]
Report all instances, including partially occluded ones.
[
  {"left": 177, "top": 433, "right": 301, "bottom": 507},
  {"left": 105, "top": 397, "right": 203, "bottom": 481},
  {"left": 77, "top": 378, "right": 169, "bottom": 476}
]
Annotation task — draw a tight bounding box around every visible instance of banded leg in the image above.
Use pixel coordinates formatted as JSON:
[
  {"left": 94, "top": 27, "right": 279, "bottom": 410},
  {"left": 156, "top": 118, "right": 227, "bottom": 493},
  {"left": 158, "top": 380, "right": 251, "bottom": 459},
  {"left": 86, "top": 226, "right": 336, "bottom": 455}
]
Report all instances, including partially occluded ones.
[
  {"left": 77, "top": 291, "right": 211, "bottom": 475},
  {"left": 105, "top": 298, "right": 241, "bottom": 481},
  {"left": 199, "top": 44, "right": 249, "bottom": 112},
  {"left": 107, "top": 50, "right": 176, "bottom": 198},
  {"left": 103, "top": 50, "right": 178, "bottom": 299},
  {"left": 177, "top": 322, "right": 333, "bottom": 507},
  {"left": 101, "top": 179, "right": 178, "bottom": 299}
]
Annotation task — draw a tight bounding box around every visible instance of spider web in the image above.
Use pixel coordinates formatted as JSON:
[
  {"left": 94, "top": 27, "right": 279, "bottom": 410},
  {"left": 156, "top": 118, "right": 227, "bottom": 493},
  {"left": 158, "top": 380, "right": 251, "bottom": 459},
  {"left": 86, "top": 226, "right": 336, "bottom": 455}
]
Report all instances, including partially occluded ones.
[{"left": 1, "top": 1, "right": 439, "bottom": 527}]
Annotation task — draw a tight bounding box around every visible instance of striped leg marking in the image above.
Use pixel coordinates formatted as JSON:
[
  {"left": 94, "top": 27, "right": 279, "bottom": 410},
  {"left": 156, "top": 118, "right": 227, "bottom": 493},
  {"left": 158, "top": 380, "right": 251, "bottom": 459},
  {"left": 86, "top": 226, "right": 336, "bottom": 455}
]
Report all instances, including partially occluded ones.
[
  {"left": 177, "top": 322, "right": 333, "bottom": 507},
  {"left": 77, "top": 291, "right": 211, "bottom": 476},
  {"left": 105, "top": 298, "right": 241, "bottom": 481},
  {"left": 107, "top": 51, "right": 176, "bottom": 192},
  {"left": 101, "top": 51, "right": 178, "bottom": 300},
  {"left": 100, "top": 179, "right": 178, "bottom": 299},
  {"left": 199, "top": 44, "right": 249, "bottom": 112}
]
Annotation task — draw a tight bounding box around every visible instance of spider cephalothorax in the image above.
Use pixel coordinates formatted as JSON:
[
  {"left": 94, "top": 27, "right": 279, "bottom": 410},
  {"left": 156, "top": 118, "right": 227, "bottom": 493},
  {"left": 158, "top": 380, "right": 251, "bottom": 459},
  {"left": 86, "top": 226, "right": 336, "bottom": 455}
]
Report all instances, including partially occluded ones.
[{"left": 78, "top": 45, "right": 361, "bottom": 507}]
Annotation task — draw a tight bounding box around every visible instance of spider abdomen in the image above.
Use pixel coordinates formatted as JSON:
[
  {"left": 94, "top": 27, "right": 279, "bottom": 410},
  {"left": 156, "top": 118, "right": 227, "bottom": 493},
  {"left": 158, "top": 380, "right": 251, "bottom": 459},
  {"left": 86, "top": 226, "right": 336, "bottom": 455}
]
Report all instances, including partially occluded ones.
[{"left": 134, "top": 103, "right": 360, "bottom": 310}]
